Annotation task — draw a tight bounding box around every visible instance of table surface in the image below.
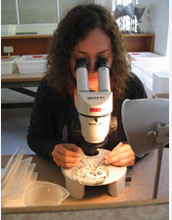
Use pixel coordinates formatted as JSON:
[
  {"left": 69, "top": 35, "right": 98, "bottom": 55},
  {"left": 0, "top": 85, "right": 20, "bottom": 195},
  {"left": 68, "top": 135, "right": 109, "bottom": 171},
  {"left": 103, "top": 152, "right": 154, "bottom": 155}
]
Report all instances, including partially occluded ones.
[
  {"left": 1, "top": 70, "right": 44, "bottom": 90},
  {"left": 1, "top": 148, "right": 169, "bottom": 213},
  {"left": 1, "top": 72, "right": 44, "bottom": 83}
]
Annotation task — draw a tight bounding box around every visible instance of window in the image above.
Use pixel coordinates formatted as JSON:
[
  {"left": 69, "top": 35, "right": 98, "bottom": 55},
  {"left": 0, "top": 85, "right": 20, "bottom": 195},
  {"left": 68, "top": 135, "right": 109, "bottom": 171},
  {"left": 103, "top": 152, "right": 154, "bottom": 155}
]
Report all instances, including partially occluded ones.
[
  {"left": 1, "top": 0, "right": 17, "bottom": 24},
  {"left": 1, "top": 0, "right": 116, "bottom": 35},
  {"left": 2, "top": 0, "right": 59, "bottom": 25},
  {"left": 18, "top": 0, "right": 58, "bottom": 24},
  {"left": 59, "top": 0, "right": 95, "bottom": 20},
  {"left": 1, "top": 0, "right": 96, "bottom": 25}
]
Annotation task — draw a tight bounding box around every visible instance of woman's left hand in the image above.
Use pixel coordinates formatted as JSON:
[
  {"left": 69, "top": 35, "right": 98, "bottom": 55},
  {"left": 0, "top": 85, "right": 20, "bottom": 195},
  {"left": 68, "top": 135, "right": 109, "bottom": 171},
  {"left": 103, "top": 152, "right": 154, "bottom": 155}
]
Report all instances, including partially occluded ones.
[{"left": 104, "top": 142, "right": 135, "bottom": 167}]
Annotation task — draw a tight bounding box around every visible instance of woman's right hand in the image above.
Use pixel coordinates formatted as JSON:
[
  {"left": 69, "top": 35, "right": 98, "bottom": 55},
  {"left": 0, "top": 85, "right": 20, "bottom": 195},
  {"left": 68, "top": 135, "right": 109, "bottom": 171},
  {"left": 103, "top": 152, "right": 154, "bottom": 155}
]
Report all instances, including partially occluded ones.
[{"left": 51, "top": 143, "right": 82, "bottom": 168}]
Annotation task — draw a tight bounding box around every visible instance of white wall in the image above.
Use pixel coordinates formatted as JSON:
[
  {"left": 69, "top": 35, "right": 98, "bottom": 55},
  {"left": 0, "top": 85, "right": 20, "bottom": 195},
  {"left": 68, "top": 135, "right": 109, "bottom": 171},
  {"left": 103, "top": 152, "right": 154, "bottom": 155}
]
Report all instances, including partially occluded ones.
[{"left": 139, "top": 0, "right": 169, "bottom": 56}]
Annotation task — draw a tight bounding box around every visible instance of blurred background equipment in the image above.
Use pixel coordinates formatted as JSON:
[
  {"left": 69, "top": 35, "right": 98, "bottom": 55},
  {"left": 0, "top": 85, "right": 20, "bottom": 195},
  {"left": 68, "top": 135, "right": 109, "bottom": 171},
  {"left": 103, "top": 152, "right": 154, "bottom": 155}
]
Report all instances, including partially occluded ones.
[{"left": 114, "top": 3, "right": 145, "bottom": 33}]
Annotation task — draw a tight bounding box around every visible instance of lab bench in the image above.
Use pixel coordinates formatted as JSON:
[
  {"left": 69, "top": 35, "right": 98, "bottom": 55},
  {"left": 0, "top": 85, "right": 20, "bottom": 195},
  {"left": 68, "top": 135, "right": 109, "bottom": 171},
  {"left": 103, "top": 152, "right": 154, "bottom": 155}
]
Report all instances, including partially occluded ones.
[
  {"left": 1, "top": 71, "right": 44, "bottom": 108},
  {"left": 1, "top": 148, "right": 169, "bottom": 219}
]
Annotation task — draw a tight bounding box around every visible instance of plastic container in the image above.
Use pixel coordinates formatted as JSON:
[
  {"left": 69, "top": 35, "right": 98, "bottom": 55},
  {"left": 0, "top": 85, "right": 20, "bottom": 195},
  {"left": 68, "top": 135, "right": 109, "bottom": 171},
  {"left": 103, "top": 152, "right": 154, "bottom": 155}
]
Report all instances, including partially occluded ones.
[
  {"left": 16, "top": 54, "right": 47, "bottom": 74},
  {"left": 1, "top": 148, "right": 38, "bottom": 208},
  {"left": 1, "top": 175, "right": 38, "bottom": 208},
  {"left": 1, "top": 56, "right": 20, "bottom": 74},
  {"left": 153, "top": 72, "right": 169, "bottom": 95},
  {"left": 24, "top": 181, "right": 69, "bottom": 206},
  {"left": 131, "top": 59, "right": 169, "bottom": 93},
  {"left": 128, "top": 52, "right": 166, "bottom": 61}
]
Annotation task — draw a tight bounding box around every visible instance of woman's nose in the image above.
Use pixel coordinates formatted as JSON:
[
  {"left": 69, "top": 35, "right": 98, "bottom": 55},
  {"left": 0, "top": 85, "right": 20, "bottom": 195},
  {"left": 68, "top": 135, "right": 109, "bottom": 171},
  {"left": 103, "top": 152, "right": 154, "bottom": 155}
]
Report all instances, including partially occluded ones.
[{"left": 88, "top": 59, "right": 96, "bottom": 74}]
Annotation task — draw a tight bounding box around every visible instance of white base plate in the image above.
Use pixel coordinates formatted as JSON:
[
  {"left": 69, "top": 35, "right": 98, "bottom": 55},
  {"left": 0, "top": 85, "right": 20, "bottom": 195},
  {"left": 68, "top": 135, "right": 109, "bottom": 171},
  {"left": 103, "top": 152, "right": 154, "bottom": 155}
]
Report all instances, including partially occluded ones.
[{"left": 62, "top": 149, "right": 126, "bottom": 186}]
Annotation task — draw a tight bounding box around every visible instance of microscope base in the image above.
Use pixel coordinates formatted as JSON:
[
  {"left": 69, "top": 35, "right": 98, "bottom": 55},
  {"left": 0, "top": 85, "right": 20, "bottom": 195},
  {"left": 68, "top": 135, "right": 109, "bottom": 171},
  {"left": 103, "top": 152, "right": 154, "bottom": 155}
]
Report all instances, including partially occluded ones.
[
  {"left": 62, "top": 149, "right": 127, "bottom": 199},
  {"left": 64, "top": 172, "right": 126, "bottom": 199}
]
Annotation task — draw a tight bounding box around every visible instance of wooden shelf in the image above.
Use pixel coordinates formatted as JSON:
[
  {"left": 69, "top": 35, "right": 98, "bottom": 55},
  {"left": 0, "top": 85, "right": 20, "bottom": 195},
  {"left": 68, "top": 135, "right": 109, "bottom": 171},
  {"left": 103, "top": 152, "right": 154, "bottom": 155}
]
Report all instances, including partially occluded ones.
[
  {"left": 1, "top": 33, "right": 154, "bottom": 56},
  {"left": 123, "top": 33, "right": 154, "bottom": 52},
  {"left": 1, "top": 35, "right": 52, "bottom": 56},
  {"left": 1, "top": 34, "right": 52, "bottom": 39}
]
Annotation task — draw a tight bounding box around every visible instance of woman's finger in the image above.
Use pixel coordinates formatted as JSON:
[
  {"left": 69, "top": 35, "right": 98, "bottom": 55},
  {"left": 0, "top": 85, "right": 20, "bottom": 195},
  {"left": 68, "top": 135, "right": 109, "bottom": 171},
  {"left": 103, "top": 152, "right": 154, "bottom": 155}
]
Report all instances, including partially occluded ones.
[
  {"left": 54, "top": 144, "right": 81, "bottom": 158},
  {"left": 53, "top": 155, "right": 80, "bottom": 168},
  {"left": 51, "top": 144, "right": 81, "bottom": 167},
  {"left": 104, "top": 142, "right": 135, "bottom": 167}
]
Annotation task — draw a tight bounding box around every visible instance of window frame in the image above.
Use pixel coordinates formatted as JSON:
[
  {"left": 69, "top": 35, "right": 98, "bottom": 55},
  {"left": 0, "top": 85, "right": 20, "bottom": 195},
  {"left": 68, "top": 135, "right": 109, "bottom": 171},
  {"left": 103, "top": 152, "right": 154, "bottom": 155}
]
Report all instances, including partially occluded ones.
[{"left": 12, "top": 0, "right": 60, "bottom": 25}]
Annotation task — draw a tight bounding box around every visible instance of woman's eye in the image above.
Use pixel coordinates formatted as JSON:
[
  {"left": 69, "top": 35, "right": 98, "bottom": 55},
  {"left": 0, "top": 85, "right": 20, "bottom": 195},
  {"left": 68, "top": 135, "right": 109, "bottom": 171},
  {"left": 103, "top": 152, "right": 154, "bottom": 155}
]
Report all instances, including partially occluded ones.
[{"left": 75, "top": 56, "right": 88, "bottom": 61}]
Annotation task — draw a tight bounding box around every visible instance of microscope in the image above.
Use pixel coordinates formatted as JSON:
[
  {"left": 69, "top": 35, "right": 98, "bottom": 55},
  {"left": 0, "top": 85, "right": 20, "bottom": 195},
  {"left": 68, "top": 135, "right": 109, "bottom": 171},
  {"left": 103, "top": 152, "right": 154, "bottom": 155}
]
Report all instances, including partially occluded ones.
[
  {"left": 75, "top": 57, "right": 113, "bottom": 156},
  {"left": 62, "top": 58, "right": 127, "bottom": 199}
]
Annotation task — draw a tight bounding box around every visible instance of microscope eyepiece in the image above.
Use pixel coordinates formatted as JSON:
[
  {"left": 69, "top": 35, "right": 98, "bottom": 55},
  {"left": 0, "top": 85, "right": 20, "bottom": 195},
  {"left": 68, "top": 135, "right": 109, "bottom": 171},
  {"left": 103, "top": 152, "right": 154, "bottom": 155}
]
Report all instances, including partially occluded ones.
[
  {"left": 95, "top": 57, "right": 110, "bottom": 70},
  {"left": 75, "top": 58, "right": 88, "bottom": 70}
]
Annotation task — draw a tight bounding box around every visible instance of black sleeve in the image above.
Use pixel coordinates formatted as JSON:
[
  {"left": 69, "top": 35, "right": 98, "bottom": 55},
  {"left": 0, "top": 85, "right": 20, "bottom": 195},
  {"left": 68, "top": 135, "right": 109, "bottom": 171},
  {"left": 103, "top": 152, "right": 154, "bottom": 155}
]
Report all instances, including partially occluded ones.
[
  {"left": 27, "top": 79, "right": 62, "bottom": 162},
  {"left": 107, "top": 73, "right": 148, "bottom": 150},
  {"left": 125, "top": 73, "right": 148, "bottom": 99}
]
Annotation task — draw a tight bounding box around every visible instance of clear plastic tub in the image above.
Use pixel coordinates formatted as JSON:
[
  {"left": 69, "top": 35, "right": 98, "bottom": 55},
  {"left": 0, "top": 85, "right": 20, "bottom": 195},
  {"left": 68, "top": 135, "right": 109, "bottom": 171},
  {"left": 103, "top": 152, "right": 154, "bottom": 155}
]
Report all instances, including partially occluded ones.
[
  {"left": 128, "top": 52, "right": 166, "bottom": 61},
  {"left": 153, "top": 72, "right": 169, "bottom": 94},
  {"left": 1, "top": 56, "right": 20, "bottom": 74},
  {"left": 16, "top": 54, "right": 47, "bottom": 74},
  {"left": 131, "top": 59, "right": 169, "bottom": 92},
  {"left": 1, "top": 148, "right": 38, "bottom": 208},
  {"left": 24, "top": 181, "right": 69, "bottom": 206}
]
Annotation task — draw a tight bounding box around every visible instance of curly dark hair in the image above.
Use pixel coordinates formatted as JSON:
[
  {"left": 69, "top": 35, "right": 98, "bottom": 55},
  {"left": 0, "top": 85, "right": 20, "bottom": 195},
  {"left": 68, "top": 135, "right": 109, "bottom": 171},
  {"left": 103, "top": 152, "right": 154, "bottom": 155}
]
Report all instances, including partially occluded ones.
[{"left": 46, "top": 4, "right": 131, "bottom": 98}]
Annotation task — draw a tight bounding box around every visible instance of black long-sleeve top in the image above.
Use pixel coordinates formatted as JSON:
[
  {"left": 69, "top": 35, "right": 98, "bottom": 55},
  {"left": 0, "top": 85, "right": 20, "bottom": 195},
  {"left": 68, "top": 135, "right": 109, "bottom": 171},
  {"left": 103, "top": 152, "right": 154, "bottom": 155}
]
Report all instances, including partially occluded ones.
[{"left": 27, "top": 73, "right": 147, "bottom": 162}]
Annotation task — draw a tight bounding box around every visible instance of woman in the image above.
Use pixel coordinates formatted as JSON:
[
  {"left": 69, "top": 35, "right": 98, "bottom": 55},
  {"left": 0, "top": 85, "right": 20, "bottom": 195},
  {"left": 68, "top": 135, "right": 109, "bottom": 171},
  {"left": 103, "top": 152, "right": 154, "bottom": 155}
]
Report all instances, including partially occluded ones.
[{"left": 27, "top": 4, "right": 147, "bottom": 168}]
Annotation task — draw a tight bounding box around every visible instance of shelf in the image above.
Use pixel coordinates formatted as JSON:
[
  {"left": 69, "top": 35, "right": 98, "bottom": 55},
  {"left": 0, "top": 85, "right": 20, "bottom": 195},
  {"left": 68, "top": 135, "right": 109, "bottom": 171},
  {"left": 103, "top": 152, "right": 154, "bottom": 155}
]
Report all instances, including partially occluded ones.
[
  {"left": 1, "top": 33, "right": 154, "bottom": 56},
  {"left": 2, "top": 35, "right": 53, "bottom": 40},
  {"left": 123, "top": 34, "right": 154, "bottom": 52}
]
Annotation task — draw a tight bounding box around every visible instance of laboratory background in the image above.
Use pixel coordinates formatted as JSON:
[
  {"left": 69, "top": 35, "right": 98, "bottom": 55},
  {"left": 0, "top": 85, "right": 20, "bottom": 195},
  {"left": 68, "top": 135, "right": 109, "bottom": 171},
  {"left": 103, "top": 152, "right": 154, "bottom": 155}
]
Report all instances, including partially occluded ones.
[{"left": 1, "top": 0, "right": 170, "bottom": 219}]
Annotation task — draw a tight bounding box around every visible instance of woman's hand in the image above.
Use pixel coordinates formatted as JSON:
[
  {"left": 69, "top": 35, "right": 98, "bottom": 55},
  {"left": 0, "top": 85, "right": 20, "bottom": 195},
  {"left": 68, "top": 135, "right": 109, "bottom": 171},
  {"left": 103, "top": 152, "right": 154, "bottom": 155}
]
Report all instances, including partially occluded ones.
[
  {"left": 104, "top": 142, "right": 135, "bottom": 167},
  {"left": 51, "top": 143, "right": 82, "bottom": 168}
]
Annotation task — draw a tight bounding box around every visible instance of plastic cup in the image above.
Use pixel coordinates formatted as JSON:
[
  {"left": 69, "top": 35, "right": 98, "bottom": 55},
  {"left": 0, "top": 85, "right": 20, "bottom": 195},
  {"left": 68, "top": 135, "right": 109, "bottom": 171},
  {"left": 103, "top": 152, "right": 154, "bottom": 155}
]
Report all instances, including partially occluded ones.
[{"left": 24, "top": 181, "right": 69, "bottom": 206}]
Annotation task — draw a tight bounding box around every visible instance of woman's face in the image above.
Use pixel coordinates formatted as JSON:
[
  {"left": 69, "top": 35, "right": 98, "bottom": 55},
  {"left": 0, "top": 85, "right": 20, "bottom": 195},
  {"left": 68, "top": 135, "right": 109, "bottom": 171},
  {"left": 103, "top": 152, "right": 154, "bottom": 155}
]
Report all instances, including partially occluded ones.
[{"left": 70, "top": 28, "right": 113, "bottom": 92}]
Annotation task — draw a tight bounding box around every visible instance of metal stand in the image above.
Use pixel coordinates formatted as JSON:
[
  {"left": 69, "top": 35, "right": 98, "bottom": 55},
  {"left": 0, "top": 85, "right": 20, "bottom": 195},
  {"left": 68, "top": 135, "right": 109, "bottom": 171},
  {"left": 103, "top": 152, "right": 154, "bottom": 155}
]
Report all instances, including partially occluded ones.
[
  {"left": 152, "top": 123, "right": 169, "bottom": 199},
  {"left": 152, "top": 143, "right": 164, "bottom": 199}
]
